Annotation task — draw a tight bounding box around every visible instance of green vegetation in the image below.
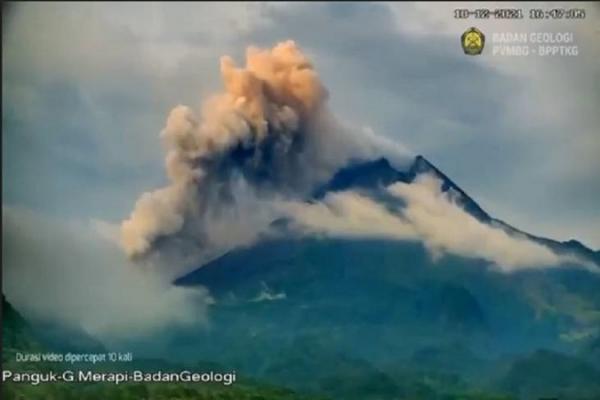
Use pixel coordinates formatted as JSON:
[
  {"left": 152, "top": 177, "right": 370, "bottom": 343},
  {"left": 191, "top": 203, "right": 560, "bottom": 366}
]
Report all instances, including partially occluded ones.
[
  {"left": 497, "top": 349, "right": 600, "bottom": 400},
  {"left": 2, "top": 380, "right": 328, "bottom": 400},
  {"left": 4, "top": 290, "right": 600, "bottom": 400},
  {"left": 1, "top": 295, "right": 324, "bottom": 400},
  {"left": 2, "top": 294, "right": 44, "bottom": 359},
  {"left": 0, "top": 324, "right": 512, "bottom": 400}
]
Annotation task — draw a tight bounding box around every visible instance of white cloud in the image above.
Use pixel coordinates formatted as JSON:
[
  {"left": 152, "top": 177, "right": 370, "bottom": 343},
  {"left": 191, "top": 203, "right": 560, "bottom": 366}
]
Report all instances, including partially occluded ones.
[
  {"left": 280, "top": 174, "right": 581, "bottom": 272},
  {"left": 2, "top": 206, "right": 212, "bottom": 344},
  {"left": 388, "top": 175, "right": 565, "bottom": 270},
  {"left": 279, "top": 191, "right": 416, "bottom": 241}
]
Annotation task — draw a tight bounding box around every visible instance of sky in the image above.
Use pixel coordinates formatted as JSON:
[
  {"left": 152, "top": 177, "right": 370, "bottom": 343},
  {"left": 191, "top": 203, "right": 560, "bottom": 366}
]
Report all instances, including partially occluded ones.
[{"left": 3, "top": 1, "right": 600, "bottom": 248}]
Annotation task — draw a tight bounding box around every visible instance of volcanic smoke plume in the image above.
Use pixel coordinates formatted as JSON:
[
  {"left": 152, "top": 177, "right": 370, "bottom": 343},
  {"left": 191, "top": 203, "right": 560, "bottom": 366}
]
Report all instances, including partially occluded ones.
[{"left": 120, "top": 40, "right": 408, "bottom": 261}]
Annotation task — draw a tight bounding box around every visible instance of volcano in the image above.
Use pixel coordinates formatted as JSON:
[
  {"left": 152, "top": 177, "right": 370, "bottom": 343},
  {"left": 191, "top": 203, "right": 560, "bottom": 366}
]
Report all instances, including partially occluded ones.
[{"left": 171, "top": 155, "right": 600, "bottom": 399}]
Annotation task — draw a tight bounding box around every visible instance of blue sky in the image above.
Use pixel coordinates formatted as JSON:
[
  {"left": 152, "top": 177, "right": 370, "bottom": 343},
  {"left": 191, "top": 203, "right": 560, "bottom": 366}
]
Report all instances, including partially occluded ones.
[{"left": 3, "top": 2, "right": 600, "bottom": 248}]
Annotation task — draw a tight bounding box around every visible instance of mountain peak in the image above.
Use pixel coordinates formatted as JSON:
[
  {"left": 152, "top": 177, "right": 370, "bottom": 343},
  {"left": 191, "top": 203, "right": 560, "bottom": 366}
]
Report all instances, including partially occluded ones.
[
  {"left": 408, "top": 154, "right": 435, "bottom": 175},
  {"left": 314, "top": 155, "right": 492, "bottom": 223},
  {"left": 409, "top": 155, "right": 492, "bottom": 223},
  {"left": 312, "top": 157, "right": 410, "bottom": 198},
  {"left": 279, "top": 155, "right": 600, "bottom": 268}
]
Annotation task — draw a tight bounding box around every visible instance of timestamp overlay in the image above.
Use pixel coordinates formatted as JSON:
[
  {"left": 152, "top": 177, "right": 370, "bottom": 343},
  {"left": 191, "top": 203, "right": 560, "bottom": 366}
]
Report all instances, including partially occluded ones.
[{"left": 453, "top": 5, "right": 590, "bottom": 58}]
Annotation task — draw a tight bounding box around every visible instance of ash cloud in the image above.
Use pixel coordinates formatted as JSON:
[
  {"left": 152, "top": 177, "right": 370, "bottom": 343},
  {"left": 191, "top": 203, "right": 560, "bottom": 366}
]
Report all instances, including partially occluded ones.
[
  {"left": 120, "top": 40, "right": 577, "bottom": 274},
  {"left": 121, "top": 40, "right": 409, "bottom": 262}
]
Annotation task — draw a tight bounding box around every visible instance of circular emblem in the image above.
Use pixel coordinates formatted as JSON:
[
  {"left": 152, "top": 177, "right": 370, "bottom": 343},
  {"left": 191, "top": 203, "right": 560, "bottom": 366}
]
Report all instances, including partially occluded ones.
[{"left": 461, "top": 27, "right": 485, "bottom": 56}]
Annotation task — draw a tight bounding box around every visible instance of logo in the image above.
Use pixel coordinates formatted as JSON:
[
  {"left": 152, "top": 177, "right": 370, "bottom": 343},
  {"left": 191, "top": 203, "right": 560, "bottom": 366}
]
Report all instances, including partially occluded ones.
[{"left": 461, "top": 27, "right": 485, "bottom": 55}]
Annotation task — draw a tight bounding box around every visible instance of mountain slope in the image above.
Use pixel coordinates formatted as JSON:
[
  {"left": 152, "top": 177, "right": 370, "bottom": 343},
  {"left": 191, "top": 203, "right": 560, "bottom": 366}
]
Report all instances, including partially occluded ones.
[
  {"left": 174, "top": 237, "right": 600, "bottom": 398},
  {"left": 173, "top": 155, "right": 600, "bottom": 398},
  {"left": 497, "top": 349, "right": 600, "bottom": 400},
  {"left": 2, "top": 295, "right": 44, "bottom": 360},
  {"left": 316, "top": 155, "right": 598, "bottom": 267},
  {"left": 1, "top": 295, "right": 331, "bottom": 400}
]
